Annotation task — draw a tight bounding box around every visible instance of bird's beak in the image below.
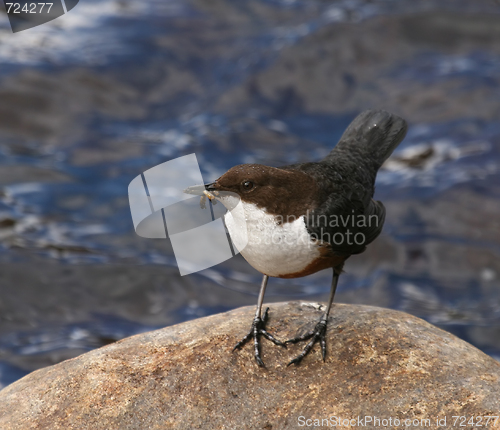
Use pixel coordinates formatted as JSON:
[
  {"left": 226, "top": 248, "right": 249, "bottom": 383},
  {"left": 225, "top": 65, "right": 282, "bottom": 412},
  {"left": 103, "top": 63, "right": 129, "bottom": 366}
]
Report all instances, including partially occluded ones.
[{"left": 183, "top": 182, "right": 217, "bottom": 196}]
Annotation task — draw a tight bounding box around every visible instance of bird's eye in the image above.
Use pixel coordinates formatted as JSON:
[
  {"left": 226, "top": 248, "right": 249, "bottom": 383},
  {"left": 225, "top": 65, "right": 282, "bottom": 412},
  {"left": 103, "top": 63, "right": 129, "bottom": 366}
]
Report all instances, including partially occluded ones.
[{"left": 242, "top": 180, "right": 254, "bottom": 191}]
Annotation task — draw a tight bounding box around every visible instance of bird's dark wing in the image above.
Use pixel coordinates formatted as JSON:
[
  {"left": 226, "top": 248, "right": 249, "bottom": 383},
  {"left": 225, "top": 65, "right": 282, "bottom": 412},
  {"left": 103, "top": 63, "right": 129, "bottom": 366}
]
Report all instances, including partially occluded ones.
[
  {"left": 282, "top": 161, "right": 386, "bottom": 256},
  {"left": 305, "top": 191, "right": 386, "bottom": 256},
  {"left": 280, "top": 109, "right": 406, "bottom": 257}
]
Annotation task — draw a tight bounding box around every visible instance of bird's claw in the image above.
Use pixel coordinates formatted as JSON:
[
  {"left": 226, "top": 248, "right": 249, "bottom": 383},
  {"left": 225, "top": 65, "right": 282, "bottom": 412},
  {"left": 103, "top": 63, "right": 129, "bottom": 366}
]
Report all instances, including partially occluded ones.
[
  {"left": 286, "top": 319, "right": 328, "bottom": 366},
  {"left": 233, "top": 307, "right": 286, "bottom": 367}
]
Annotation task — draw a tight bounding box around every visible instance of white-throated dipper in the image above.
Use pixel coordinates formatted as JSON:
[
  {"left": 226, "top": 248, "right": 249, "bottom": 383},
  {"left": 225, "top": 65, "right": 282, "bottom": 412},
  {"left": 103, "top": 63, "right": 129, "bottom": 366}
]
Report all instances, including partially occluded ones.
[{"left": 185, "top": 109, "right": 407, "bottom": 366}]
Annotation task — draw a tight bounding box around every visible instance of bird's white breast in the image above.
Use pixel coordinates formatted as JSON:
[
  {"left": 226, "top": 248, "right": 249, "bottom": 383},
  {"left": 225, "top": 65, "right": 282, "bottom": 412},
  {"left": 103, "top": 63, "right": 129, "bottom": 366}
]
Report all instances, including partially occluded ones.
[{"left": 222, "top": 199, "right": 320, "bottom": 277}]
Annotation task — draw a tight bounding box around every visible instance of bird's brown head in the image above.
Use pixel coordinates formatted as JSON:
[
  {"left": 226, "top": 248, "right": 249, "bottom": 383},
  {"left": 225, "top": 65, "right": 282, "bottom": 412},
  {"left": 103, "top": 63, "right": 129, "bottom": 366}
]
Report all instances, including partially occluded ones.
[{"left": 208, "top": 164, "right": 318, "bottom": 217}]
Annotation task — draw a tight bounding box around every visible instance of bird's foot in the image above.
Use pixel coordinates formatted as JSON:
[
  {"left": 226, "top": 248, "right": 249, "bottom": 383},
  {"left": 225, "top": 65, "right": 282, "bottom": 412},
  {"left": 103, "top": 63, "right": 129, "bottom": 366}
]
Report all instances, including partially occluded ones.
[
  {"left": 286, "top": 317, "right": 328, "bottom": 366},
  {"left": 233, "top": 307, "right": 286, "bottom": 367}
]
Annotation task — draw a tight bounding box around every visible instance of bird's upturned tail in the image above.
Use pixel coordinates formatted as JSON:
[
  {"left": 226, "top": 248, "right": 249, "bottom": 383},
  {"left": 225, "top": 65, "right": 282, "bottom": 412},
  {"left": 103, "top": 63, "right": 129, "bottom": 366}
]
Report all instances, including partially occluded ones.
[{"left": 328, "top": 109, "right": 408, "bottom": 168}]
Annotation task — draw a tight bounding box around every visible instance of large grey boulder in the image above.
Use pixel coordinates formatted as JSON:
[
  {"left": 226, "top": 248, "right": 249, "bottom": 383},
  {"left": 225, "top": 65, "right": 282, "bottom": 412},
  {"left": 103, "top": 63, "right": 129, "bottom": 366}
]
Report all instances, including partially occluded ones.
[{"left": 1, "top": 302, "right": 499, "bottom": 429}]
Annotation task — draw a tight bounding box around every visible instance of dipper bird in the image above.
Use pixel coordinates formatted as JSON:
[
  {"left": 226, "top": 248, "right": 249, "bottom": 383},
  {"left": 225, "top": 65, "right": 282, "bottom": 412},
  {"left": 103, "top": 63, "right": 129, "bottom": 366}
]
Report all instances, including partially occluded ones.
[{"left": 185, "top": 109, "right": 407, "bottom": 366}]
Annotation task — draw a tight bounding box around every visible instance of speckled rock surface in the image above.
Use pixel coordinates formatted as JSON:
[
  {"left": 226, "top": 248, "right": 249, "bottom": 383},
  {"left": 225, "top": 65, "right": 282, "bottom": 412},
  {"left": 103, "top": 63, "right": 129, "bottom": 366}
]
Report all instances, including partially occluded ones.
[{"left": 1, "top": 302, "right": 499, "bottom": 430}]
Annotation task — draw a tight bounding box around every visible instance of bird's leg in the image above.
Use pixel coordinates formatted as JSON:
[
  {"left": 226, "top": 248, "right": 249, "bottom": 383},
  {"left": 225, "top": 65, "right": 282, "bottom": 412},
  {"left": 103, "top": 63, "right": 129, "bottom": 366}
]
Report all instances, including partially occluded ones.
[
  {"left": 233, "top": 275, "right": 286, "bottom": 367},
  {"left": 286, "top": 269, "right": 339, "bottom": 366}
]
